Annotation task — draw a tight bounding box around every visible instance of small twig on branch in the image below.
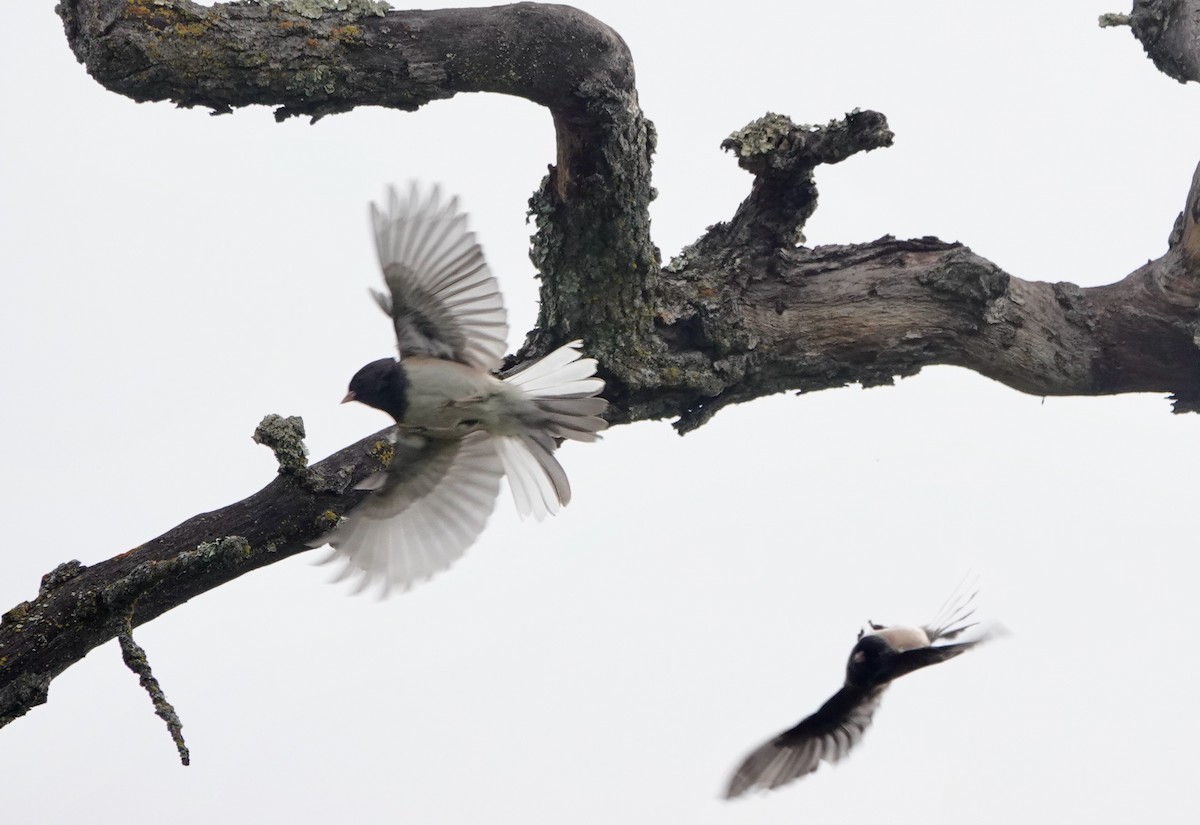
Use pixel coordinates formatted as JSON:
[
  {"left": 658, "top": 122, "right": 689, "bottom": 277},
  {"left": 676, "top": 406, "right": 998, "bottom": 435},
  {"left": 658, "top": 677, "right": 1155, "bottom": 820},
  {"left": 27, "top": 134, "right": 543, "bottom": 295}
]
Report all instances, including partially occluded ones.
[
  {"left": 253, "top": 414, "right": 311, "bottom": 476},
  {"left": 118, "top": 611, "right": 191, "bottom": 766}
]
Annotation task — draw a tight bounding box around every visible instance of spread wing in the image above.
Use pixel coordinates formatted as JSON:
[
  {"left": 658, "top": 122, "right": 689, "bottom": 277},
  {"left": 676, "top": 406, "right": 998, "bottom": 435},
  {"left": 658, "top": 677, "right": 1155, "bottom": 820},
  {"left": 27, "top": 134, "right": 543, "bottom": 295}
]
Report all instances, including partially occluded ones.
[
  {"left": 370, "top": 183, "right": 509, "bottom": 370},
  {"left": 314, "top": 431, "right": 504, "bottom": 596},
  {"left": 725, "top": 685, "right": 885, "bottom": 799}
]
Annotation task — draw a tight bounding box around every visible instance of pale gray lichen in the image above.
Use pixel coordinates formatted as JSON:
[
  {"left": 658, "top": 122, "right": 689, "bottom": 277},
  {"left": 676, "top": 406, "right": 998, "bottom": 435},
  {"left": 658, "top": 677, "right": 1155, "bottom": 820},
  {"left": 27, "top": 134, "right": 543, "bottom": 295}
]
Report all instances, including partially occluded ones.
[
  {"left": 253, "top": 414, "right": 309, "bottom": 474},
  {"left": 665, "top": 241, "right": 701, "bottom": 273},
  {"left": 39, "top": 561, "right": 87, "bottom": 595},
  {"left": 725, "top": 113, "right": 797, "bottom": 159},
  {"left": 117, "top": 625, "right": 190, "bottom": 766},
  {"left": 192, "top": 536, "right": 253, "bottom": 563},
  {"left": 259, "top": 0, "right": 391, "bottom": 21},
  {"left": 288, "top": 65, "right": 338, "bottom": 97}
]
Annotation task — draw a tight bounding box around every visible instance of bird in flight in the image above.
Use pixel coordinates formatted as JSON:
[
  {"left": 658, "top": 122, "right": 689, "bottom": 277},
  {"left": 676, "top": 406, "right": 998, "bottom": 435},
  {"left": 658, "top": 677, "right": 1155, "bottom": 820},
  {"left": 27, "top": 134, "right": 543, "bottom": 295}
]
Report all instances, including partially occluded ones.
[
  {"left": 725, "top": 589, "right": 992, "bottom": 798},
  {"left": 312, "top": 183, "right": 608, "bottom": 595}
]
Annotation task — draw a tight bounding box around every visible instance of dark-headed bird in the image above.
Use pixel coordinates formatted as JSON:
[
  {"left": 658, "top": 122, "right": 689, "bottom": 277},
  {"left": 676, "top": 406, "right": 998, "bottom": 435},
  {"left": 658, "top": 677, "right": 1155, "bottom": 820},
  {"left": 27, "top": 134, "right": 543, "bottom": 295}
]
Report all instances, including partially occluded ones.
[
  {"left": 725, "top": 591, "right": 992, "bottom": 798},
  {"left": 311, "top": 184, "right": 608, "bottom": 595}
]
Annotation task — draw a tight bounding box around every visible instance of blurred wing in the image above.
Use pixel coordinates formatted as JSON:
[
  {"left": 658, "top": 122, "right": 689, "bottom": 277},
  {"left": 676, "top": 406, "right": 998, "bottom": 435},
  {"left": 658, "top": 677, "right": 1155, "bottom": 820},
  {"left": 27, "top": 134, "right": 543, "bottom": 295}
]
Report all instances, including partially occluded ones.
[
  {"left": 725, "top": 686, "right": 885, "bottom": 799},
  {"left": 316, "top": 431, "right": 503, "bottom": 596},
  {"left": 891, "top": 640, "right": 983, "bottom": 680},
  {"left": 370, "top": 183, "right": 508, "bottom": 370}
]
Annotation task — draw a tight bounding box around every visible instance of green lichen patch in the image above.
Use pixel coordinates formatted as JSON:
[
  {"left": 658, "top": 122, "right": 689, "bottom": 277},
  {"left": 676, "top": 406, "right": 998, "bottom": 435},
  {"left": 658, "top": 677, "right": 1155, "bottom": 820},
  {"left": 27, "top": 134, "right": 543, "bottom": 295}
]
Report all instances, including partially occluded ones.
[
  {"left": 288, "top": 65, "right": 338, "bottom": 97},
  {"left": 370, "top": 438, "right": 395, "bottom": 467},
  {"left": 39, "top": 561, "right": 87, "bottom": 595},
  {"left": 253, "top": 414, "right": 309, "bottom": 474},
  {"left": 316, "top": 510, "right": 341, "bottom": 530},
  {"left": 724, "top": 112, "right": 800, "bottom": 160},
  {"left": 260, "top": 0, "right": 391, "bottom": 21},
  {"left": 331, "top": 24, "right": 362, "bottom": 43},
  {"left": 0, "top": 602, "right": 31, "bottom": 630},
  {"left": 192, "top": 536, "right": 253, "bottom": 564},
  {"left": 174, "top": 21, "right": 210, "bottom": 37}
]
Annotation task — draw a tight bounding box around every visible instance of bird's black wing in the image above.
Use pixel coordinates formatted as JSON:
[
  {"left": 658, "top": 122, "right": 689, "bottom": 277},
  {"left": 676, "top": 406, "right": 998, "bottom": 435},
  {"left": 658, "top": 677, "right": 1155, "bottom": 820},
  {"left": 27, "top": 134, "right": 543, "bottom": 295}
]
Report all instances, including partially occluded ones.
[
  {"left": 370, "top": 184, "right": 509, "bottom": 369},
  {"left": 725, "top": 684, "right": 885, "bottom": 798},
  {"left": 890, "top": 640, "right": 981, "bottom": 680},
  {"left": 315, "top": 431, "right": 504, "bottom": 596}
]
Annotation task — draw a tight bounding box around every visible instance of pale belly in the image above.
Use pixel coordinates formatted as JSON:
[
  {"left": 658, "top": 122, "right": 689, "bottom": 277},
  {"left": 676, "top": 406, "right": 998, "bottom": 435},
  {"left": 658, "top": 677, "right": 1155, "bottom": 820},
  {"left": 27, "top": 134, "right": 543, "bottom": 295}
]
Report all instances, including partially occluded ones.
[{"left": 400, "top": 357, "right": 532, "bottom": 437}]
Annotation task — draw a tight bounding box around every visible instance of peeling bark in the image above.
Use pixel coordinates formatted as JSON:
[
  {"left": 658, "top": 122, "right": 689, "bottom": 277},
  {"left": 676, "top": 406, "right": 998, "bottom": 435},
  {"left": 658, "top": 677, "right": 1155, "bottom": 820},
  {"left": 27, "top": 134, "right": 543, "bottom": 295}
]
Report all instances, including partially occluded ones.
[{"left": 4, "top": 0, "right": 1199, "bottom": 730}]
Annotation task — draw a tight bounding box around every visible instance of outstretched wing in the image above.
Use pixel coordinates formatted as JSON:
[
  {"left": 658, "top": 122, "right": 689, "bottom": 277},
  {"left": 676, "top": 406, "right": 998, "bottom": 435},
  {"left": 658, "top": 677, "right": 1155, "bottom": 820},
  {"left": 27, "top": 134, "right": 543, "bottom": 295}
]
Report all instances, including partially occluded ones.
[
  {"left": 725, "top": 685, "right": 885, "bottom": 799},
  {"left": 370, "top": 183, "right": 509, "bottom": 370},
  {"left": 314, "top": 431, "right": 504, "bottom": 596}
]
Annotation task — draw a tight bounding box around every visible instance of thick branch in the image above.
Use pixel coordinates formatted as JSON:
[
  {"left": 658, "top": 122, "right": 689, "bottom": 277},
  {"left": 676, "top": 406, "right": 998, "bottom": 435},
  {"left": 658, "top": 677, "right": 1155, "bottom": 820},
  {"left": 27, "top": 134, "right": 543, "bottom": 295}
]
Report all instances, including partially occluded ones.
[
  {"left": 56, "top": 0, "right": 660, "bottom": 402},
  {"left": 58, "top": 0, "right": 628, "bottom": 121},
  {"left": 618, "top": 112, "right": 1200, "bottom": 430},
  {"left": 1108, "top": 0, "right": 1200, "bottom": 84},
  {"left": 0, "top": 425, "right": 398, "bottom": 726}
]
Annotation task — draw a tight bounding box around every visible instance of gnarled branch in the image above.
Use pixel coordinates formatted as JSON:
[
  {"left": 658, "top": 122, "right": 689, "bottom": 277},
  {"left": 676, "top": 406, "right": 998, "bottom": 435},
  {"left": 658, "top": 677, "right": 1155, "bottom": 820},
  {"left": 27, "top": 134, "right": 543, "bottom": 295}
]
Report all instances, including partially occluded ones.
[{"left": 4, "top": 0, "right": 1199, "bottom": 730}]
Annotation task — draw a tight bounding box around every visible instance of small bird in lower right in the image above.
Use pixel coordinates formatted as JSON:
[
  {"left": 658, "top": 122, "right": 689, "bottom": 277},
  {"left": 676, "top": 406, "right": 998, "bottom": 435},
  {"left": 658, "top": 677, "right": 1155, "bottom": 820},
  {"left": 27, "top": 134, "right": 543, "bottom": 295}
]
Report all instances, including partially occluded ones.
[{"left": 724, "top": 589, "right": 996, "bottom": 799}]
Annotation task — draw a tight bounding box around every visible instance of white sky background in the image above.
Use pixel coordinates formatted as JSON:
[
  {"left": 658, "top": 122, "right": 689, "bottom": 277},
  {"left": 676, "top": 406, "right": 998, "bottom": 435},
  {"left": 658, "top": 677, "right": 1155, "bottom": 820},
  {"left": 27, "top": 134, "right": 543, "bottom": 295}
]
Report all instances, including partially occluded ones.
[{"left": 3, "top": 1, "right": 1199, "bottom": 821}]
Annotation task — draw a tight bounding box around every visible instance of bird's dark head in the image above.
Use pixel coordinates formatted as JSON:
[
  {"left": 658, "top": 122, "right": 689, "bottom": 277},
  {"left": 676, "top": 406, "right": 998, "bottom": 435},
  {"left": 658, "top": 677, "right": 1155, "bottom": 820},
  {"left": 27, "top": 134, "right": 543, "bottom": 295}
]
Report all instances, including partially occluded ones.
[
  {"left": 344, "top": 358, "right": 409, "bottom": 421},
  {"left": 845, "top": 633, "right": 899, "bottom": 689}
]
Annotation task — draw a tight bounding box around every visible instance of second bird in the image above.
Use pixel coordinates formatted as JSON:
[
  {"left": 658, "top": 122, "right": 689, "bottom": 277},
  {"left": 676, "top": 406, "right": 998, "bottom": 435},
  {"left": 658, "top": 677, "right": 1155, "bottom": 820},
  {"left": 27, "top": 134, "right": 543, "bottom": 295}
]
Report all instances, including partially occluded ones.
[
  {"left": 313, "top": 183, "right": 608, "bottom": 595},
  {"left": 725, "top": 591, "right": 992, "bottom": 798}
]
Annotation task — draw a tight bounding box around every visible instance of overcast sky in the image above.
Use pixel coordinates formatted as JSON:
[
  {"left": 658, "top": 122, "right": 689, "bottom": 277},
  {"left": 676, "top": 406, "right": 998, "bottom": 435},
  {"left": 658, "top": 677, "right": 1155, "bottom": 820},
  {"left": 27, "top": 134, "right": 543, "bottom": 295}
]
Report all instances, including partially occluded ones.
[{"left": 3, "top": 2, "right": 1199, "bottom": 823}]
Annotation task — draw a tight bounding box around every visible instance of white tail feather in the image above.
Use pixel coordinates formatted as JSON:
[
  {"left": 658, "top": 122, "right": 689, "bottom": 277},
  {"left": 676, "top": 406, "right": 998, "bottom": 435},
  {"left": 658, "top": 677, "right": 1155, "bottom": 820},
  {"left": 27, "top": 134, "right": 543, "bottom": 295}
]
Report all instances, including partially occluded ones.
[
  {"left": 504, "top": 341, "right": 604, "bottom": 397},
  {"left": 494, "top": 435, "right": 563, "bottom": 520},
  {"left": 491, "top": 340, "right": 608, "bottom": 517}
]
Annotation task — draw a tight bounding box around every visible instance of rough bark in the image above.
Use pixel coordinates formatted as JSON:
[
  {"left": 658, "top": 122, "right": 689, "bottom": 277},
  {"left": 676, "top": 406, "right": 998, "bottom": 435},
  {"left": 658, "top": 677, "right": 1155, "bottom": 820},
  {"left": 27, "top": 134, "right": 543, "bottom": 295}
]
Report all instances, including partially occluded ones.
[
  {"left": 1102, "top": 0, "right": 1200, "bottom": 84},
  {"left": 4, "top": 0, "right": 1199, "bottom": 730}
]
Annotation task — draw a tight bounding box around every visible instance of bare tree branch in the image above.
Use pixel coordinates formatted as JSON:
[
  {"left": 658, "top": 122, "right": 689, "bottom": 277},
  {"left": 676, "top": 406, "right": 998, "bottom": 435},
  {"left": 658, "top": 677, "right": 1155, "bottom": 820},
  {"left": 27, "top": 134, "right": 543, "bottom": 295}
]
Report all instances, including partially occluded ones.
[
  {"left": 1105, "top": 0, "right": 1200, "bottom": 84},
  {"left": 118, "top": 617, "right": 191, "bottom": 766},
  {"left": 1, "top": 419, "right": 396, "bottom": 727},
  {"left": 6, "top": 0, "right": 1198, "bottom": 730}
]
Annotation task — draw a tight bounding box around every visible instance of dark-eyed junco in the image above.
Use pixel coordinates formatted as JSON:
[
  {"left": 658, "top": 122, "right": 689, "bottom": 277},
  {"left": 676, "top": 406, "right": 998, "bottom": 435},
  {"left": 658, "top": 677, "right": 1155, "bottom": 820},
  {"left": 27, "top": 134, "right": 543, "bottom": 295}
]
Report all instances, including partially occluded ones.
[{"left": 312, "top": 184, "right": 608, "bottom": 595}]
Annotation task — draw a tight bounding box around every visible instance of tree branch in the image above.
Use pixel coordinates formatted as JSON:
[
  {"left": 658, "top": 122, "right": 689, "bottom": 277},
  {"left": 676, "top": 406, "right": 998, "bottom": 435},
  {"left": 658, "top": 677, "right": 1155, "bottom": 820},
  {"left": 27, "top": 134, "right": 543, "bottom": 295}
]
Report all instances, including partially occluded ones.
[
  {"left": 9, "top": 0, "right": 1199, "bottom": 730},
  {"left": 0, "top": 420, "right": 395, "bottom": 727},
  {"left": 1105, "top": 0, "right": 1200, "bottom": 84}
]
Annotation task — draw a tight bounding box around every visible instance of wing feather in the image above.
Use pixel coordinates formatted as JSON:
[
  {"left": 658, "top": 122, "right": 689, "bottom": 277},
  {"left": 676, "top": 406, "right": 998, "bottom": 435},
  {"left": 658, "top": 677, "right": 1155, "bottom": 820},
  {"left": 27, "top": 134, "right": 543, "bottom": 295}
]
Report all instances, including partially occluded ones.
[
  {"left": 725, "top": 685, "right": 885, "bottom": 798},
  {"left": 370, "top": 184, "right": 508, "bottom": 370},
  {"left": 313, "top": 432, "right": 503, "bottom": 595},
  {"left": 493, "top": 434, "right": 565, "bottom": 520}
]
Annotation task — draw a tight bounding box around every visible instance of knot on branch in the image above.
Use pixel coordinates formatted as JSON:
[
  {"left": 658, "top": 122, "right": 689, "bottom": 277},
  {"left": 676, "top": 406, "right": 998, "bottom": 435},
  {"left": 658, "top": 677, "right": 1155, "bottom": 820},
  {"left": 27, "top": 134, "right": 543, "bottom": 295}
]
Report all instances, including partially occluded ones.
[
  {"left": 1123, "top": 0, "right": 1200, "bottom": 84},
  {"left": 718, "top": 111, "right": 892, "bottom": 249},
  {"left": 722, "top": 110, "right": 893, "bottom": 177},
  {"left": 254, "top": 414, "right": 310, "bottom": 475},
  {"left": 39, "top": 561, "right": 88, "bottom": 595}
]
